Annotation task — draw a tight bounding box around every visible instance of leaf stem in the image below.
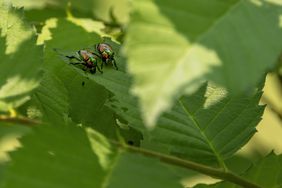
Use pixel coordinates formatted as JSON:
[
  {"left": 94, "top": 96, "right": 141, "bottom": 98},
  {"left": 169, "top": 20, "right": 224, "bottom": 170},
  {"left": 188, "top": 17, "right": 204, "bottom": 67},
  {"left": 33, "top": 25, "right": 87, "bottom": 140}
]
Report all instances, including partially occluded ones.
[
  {"left": 0, "top": 115, "right": 261, "bottom": 187},
  {"left": 0, "top": 116, "right": 40, "bottom": 126},
  {"left": 113, "top": 141, "right": 261, "bottom": 188}
]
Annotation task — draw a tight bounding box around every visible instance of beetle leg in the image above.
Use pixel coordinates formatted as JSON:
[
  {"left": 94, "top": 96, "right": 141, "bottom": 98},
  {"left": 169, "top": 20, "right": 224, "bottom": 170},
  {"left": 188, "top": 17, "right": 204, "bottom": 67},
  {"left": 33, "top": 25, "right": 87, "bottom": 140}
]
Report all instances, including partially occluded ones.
[
  {"left": 70, "top": 62, "right": 85, "bottom": 66},
  {"left": 112, "top": 58, "right": 118, "bottom": 70},
  {"left": 101, "top": 60, "right": 104, "bottom": 70},
  {"left": 66, "top": 55, "right": 81, "bottom": 62},
  {"left": 96, "top": 64, "right": 103, "bottom": 74},
  {"left": 90, "top": 67, "right": 96, "bottom": 74}
]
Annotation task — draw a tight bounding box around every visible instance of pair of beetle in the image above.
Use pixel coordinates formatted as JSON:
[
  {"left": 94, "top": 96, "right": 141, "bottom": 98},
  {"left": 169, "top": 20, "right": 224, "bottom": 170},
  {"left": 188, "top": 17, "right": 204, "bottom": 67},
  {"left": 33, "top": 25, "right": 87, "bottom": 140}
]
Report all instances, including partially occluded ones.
[{"left": 66, "top": 43, "right": 118, "bottom": 74}]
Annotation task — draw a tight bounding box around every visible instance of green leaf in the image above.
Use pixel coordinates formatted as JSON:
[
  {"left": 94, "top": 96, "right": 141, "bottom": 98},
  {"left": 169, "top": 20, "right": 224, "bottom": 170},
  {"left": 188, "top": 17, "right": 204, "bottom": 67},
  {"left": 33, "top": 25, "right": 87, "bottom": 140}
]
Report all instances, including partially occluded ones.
[
  {"left": 0, "top": 1, "right": 33, "bottom": 54},
  {"left": 43, "top": 15, "right": 263, "bottom": 170},
  {"left": 37, "top": 19, "right": 119, "bottom": 137},
  {"left": 195, "top": 153, "right": 282, "bottom": 188},
  {"left": 0, "top": 2, "right": 42, "bottom": 112},
  {"left": 1, "top": 124, "right": 183, "bottom": 188},
  {"left": 91, "top": 0, "right": 130, "bottom": 24},
  {"left": 65, "top": 39, "right": 264, "bottom": 167},
  {"left": 61, "top": 33, "right": 264, "bottom": 167},
  {"left": 1, "top": 123, "right": 106, "bottom": 188},
  {"left": 99, "top": 70, "right": 264, "bottom": 167},
  {"left": 10, "top": 0, "right": 130, "bottom": 25},
  {"left": 86, "top": 128, "right": 183, "bottom": 188},
  {"left": 31, "top": 71, "right": 69, "bottom": 124},
  {"left": 37, "top": 16, "right": 105, "bottom": 46},
  {"left": 36, "top": 18, "right": 58, "bottom": 45},
  {"left": 66, "top": 16, "right": 105, "bottom": 36},
  {"left": 242, "top": 152, "right": 282, "bottom": 188},
  {"left": 0, "top": 163, "right": 4, "bottom": 175},
  {"left": 0, "top": 163, "right": 6, "bottom": 187},
  {"left": 7, "top": 0, "right": 56, "bottom": 10},
  {"left": 148, "top": 83, "right": 264, "bottom": 166},
  {"left": 60, "top": 58, "right": 143, "bottom": 141},
  {"left": 125, "top": 0, "right": 282, "bottom": 127},
  {"left": 0, "top": 123, "right": 30, "bottom": 164},
  {"left": 105, "top": 152, "right": 183, "bottom": 188},
  {"left": 86, "top": 128, "right": 115, "bottom": 170}
]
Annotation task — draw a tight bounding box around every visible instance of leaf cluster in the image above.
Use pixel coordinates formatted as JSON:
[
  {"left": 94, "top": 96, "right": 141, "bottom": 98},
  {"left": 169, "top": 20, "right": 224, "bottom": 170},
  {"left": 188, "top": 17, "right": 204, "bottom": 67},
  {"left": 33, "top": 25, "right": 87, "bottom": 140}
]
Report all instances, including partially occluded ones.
[{"left": 0, "top": 0, "right": 282, "bottom": 188}]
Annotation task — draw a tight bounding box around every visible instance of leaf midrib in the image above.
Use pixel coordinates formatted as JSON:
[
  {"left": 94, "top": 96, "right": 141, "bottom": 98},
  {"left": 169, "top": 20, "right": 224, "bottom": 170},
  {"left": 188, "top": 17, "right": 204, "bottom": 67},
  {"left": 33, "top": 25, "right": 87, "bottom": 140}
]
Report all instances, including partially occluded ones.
[{"left": 178, "top": 99, "right": 227, "bottom": 170}]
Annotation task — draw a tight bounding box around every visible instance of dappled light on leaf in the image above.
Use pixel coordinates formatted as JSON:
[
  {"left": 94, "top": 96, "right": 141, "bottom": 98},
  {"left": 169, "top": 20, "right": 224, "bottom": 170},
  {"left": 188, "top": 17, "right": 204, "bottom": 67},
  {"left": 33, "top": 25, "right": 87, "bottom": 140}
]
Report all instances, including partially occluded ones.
[
  {"left": 126, "top": 0, "right": 282, "bottom": 127},
  {"left": 0, "top": 1, "right": 281, "bottom": 188},
  {"left": 37, "top": 18, "right": 58, "bottom": 45},
  {"left": 0, "top": 3, "right": 42, "bottom": 112},
  {"left": 86, "top": 127, "right": 114, "bottom": 170},
  {"left": 0, "top": 1, "right": 34, "bottom": 54},
  {"left": 108, "top": 80, "right": 264, "bottom": 167}
]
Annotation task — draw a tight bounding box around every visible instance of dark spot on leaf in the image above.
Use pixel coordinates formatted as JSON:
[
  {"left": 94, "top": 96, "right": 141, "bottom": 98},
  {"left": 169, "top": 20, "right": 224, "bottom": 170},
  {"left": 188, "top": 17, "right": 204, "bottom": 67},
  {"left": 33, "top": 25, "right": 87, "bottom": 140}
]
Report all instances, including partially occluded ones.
[
  {"left": 121, "top": 107, "right": 128, "bottom": 112},
  {"left": 82, "top": 81, "right": 85, "bottom": 86},
  {"left": 127, "top": 140, "right": 134, "bottom": 146},
  {"left": 111, "top": 104, "right": 117, "bottom": 109}
]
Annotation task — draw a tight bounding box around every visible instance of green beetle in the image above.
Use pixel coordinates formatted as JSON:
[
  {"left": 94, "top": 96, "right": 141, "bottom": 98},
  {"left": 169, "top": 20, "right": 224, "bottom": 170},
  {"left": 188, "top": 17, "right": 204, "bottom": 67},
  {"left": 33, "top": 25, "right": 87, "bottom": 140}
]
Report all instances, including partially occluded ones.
[
  {"left": 96, "top": 43, "right": 118, "bottom": 70},
  {"left": 66, "top": 49, "right": 103, "bottom": 74}
]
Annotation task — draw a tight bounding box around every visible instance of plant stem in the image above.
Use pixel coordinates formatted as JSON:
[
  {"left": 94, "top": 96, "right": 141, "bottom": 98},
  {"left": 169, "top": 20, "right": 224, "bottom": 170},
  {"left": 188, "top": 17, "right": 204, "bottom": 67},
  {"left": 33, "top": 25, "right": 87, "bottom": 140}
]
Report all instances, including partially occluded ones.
[
  {"left": 0, "top": 116, "right": 261, "bottom": 188},
  {"left": 114, "top": 141, "right": 261, "bottom": 188},
  {"left": 0, "top": 116, "right": 40, "bottom": 126}
]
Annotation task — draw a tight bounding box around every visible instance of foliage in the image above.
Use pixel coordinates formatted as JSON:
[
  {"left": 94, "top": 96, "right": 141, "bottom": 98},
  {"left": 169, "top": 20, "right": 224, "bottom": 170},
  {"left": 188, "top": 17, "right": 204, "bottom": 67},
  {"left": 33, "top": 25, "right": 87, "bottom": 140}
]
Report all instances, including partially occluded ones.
[
  {"left": 194, "top": 153, "right": 282, "bottom": 188},
  {"left": 125, "top": 0, "right": 282, "bottom": 126},
  {"left": 0, "top": 0, "right": 281, "bottom": 188}
]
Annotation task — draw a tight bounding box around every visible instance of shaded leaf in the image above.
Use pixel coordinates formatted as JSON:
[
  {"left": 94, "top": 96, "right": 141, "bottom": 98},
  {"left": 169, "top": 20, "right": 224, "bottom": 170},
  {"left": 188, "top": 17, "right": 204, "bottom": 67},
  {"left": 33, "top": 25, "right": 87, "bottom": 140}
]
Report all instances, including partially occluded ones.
[
  {"left": 9, "top": 0, "right": 130, "bottom": 25},
  {"left": 0, "top": 2, "right": 42, "bottom": 112},
  {"left": 7, "top": 0, "right": 57, "bottom": 10},
  {"left": 1, "top": 123, "right": 106, "bottom": 188},
  {"left": 91, "top": 0, "right": 130, "bottom": 24},
  {"left": 1, "top": 123, "right": 183, "bottom": 188},
  {"left": 86, "top": 128, "right": 183, "bottom": 188},
  {"left": 38, "top": 19, "right": 121, "bottom": 137},
  {"left": 105, "top": 152, "right": 183, "bottom": 188},
  {"left": 0, "top": 0, "right": 34, "bottom": 54},
  {"left": 148, "top": 83, "right": 264, "bottom": 166},
  {"left": 84, "top": 61, "right": 264, "bottom": 167},
  {"left": 64, "top": 40, "right": 265, "bottom": 167},
  {"left": 60, "top": 30, "right": 265, "bottom": 167},
  {"left": 195, "top": 152, "right": 282, "bottom": 188},
  {"left": 0, "top": 123, "right": 31, "bottom": 163},
  {"left": 125, "top": 0, "right": 282, "bottom": 127},
  {"left": 32, "top": 71, "right": 69, "bottom": 124}
]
